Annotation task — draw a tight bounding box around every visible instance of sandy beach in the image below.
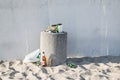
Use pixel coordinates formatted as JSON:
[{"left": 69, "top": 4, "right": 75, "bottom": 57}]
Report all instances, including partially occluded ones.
[{"left": 0, "top": 56, "right": 120, "bottom": 80}]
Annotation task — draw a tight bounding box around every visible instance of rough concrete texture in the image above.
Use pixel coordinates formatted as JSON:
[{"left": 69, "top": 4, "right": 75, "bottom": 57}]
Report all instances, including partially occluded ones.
[
  {"left": 0, "top": 0, "right": 49, "bottom": 60},
  {"left": 40, "top": 32, "right": 67, "bottom": 66}
]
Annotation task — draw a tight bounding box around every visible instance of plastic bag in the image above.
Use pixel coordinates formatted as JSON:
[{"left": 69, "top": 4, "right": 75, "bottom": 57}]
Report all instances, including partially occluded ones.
[{"left": 23, "top": 49, "right": 40, "bottom": 63}]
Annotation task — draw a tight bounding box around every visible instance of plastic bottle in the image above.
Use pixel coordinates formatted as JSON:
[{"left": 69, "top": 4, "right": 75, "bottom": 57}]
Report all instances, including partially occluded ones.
[{"left": 41, "top": 51, "right": 47, "bottom": 67}]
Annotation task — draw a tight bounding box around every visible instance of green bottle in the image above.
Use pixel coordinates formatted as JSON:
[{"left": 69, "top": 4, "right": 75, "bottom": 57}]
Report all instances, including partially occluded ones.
[{"left": 67, "top": 63, "right": 75, "bottom": 68}]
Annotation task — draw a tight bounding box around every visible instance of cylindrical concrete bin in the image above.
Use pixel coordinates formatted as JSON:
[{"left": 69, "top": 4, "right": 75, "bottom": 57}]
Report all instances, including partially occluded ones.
[{"left": 40, "top": 31, "right": 67, "bottom": 66}]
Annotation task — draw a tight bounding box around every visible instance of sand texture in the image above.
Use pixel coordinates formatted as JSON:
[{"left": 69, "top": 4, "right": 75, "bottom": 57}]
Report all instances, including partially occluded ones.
[{"left": 0, "top": 56, "right": 120, "bottom": 80}]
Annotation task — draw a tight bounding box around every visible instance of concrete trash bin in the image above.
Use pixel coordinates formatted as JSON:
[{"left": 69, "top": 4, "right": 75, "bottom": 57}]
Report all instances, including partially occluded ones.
[{"left": 40, "top": 31, "right": 67, "bottom": 66}]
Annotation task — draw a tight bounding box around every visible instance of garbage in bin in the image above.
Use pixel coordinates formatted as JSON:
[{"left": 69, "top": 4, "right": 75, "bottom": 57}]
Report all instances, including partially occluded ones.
[
  {"left": 44, "top": 23, "right": 63, "bottom": 33},
  {"left": 51, "top": 24, "right": 59, "bottom": 33},
  {"left": 23, "top": 49, "right": 41, "bottom": 63}
]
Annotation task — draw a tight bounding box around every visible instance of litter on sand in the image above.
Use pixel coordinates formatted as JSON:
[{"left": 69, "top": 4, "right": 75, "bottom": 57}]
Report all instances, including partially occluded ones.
[{"left": 23, "top": 49, "right": 41, "bottom": 63}]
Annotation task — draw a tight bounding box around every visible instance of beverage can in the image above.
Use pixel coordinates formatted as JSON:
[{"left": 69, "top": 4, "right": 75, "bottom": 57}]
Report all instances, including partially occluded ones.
[{"left": 57, "top": 23, "right": 63, "bottom": 32}]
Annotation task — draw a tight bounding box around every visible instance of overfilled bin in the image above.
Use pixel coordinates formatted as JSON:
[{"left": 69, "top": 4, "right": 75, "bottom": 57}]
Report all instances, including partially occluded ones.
[{"left": 40, "top": 31, "right": 67, "bottom": 66}]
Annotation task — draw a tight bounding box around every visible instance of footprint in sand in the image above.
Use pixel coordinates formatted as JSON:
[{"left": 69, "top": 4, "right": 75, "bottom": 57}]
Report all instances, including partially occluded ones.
[
  {"left": 46, "top": 75, "right": 55, "bottom": 80},
  {"left": 9, "top": 60, "right": 23, "bottom": 68},
  {"left": 9, "top": 61, "right": 15, "bottom": 67},
  {"left": 79, "top": 65, "right": 88, "bottom": 70},
  {"left": 79, "top": 75, "right": 85, "bottom": 80},
  {"left": 0, "top": 60, "right": 4, "bottom": 64},
  {"left": 32, "top": 73, "right": 41, "bottom": 80},
  {"left": 41, "top": 68, "right": 48, "bottom": 74},
  {"left": 47, "top": 77, "right": 55, "bottom": 80},
  {"left": 1, "top": 72, "right": 8, "bottom": 76},
  {"left": 22, "top": 72, "right": 27, "bottom": 78},
  {"left": 115, "top": 66, "right": 120, "bottom": 70},
  {"left": 9, "top": 71, "right": 20, "bottom": 77},
  {"left": 66, "top": 77, "right": 74, "bottom": 80},
  {"left": 53, "top": 68, "right": 65, "bottom": 73}
]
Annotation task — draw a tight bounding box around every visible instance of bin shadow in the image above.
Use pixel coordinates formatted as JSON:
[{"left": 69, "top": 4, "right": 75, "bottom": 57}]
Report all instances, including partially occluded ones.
[{"left": 66, "top": 56, "right": 120, "bottom": 66}]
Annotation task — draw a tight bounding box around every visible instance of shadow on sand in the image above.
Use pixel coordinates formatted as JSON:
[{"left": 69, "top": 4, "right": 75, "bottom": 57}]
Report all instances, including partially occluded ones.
[{"left": 66, "top": 56, "right": 120, "bottom": 65}]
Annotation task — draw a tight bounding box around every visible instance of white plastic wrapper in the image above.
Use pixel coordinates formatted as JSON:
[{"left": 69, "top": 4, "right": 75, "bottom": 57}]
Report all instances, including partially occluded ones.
[{"left": 23, "top": 49, "right": 40, "bottom": 63}]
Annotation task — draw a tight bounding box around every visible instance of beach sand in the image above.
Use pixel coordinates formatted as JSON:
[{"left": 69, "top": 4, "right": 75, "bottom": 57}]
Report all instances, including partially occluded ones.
[{"left": 0, "top": 56, "right": 120, "bottom": 80}]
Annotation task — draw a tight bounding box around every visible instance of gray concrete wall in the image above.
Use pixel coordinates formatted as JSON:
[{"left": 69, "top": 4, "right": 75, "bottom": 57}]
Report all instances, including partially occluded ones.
[
  {"left": 0, "top": 0, "right": 120, "bottom": 60},
  {"left": 0, "top": 0, "right": 49, "bottom": 59},
  {"left": 48, "top": 0, "right": 120, "bottom": 56}
]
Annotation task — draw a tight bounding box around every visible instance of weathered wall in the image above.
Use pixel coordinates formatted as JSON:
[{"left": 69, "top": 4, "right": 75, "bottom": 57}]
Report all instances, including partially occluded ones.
[
  {"left": 0, "top": 0, "right": 49, "bottom": 59},
  {"left": 0, "top": 0, "right": 120, "bottom": 60},
  {"left": 48, "top": 0, "right": 120, "bottom": 56}
]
